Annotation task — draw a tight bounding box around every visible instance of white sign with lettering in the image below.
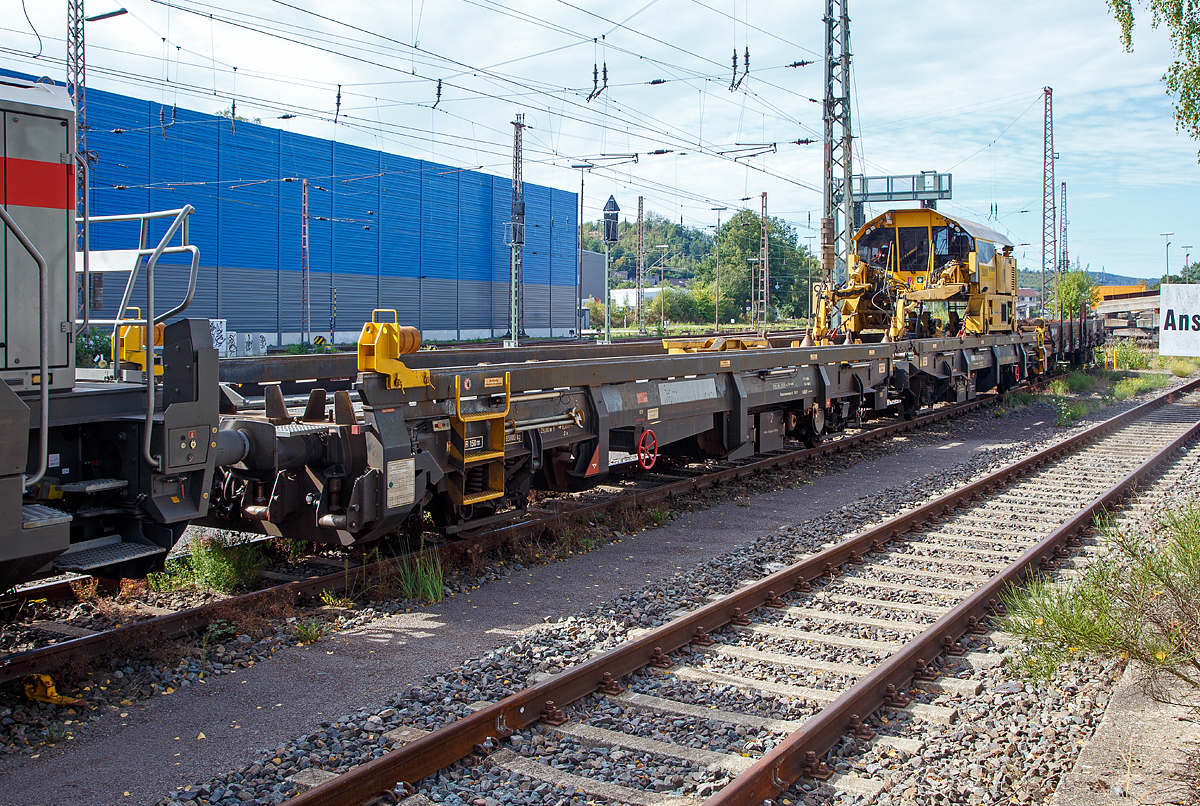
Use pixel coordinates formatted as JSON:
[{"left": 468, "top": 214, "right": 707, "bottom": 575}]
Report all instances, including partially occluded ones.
[{"left": 1160, "top": 284, "right": 1200, "bottom": 357}]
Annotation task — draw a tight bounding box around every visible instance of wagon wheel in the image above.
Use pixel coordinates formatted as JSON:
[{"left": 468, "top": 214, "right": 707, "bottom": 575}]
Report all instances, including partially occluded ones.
[{"left": 637, "top": 429, "right": 658, "bottom": 470}]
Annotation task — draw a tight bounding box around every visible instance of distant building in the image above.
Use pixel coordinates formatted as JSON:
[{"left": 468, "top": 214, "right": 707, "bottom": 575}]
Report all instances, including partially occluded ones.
[
  {"left": 1095, "top": 282, "right": 1148, "bottom": 302},
  {"left": 609, "top": 287, "right": 668, "bottom": 307},
  {"left": 1016, "top": 288, "right": 1039, "bottom": 319}
]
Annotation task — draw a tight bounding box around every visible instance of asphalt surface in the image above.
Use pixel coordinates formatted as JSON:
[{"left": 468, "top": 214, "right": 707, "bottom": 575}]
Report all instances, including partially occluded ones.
[{"left": 0, "top": 405, "right": 1056, "bottom": 806}]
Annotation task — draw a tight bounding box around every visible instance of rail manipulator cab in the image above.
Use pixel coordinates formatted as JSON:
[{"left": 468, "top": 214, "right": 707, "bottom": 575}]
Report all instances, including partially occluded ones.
[{"left": 0, "top": 76, "right": 225, "bottom": 590}]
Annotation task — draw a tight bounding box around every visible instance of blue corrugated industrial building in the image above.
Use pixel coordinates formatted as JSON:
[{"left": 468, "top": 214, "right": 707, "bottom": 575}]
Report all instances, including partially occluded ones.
[{"left": 7, "top": 70, "right": 579, "bottom": 342}]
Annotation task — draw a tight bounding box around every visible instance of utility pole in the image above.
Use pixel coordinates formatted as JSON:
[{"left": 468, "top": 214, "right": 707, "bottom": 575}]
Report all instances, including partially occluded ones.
[
  {"left": 821, "top": 0, "right": 854, "bottom": 289},
  {"left": 506, "top": 114, "right": 526, "bottom": 347},
  {"left": 636, "top": 196, "right": 645, "bottom": 332},
  {"left": 301, "top": 178, "right": 311, "bottom": 344},
  {"left": 1042, "top": 87, "right": 1056, "bottom": 320},
  {"left": 711, "top": 207, "right": 727, "bottom": 333}
]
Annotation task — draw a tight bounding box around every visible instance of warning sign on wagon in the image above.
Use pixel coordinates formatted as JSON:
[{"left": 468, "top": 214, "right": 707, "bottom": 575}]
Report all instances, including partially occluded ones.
[{"left": 1159, "top": 284, "right": 1200, "bottom": 357}]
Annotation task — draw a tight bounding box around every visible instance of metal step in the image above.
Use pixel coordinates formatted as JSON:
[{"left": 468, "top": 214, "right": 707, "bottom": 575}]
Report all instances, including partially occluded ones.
[
  {"left": 22, "top": 504, "right": 72, "bottom": 530},
  {"left": 58, "top": 478, "right": 128, "bottom": 494},
  {"left": 53, "top": 541, "right": 166, "bottom": 572}
]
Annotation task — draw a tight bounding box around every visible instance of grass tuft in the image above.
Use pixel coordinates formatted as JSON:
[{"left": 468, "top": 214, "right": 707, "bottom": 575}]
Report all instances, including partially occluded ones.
[{"left": 1113, "top": 374, "right": 1170, "bottom": 401}]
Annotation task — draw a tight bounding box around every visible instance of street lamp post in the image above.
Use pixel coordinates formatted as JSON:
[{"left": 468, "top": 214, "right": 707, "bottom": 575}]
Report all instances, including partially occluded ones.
[
  {"left": 654, "top": 244, "right": 669, "bottom": 327},
  {"left": 1162, "top": 232, "right": 1174, "bottom": 280},
  {"left": 1183, "top": 245, "right": 1194, "bottom": 284},
  {"left": 570, "top": 162, "right": 593, "bottom": 337},
  {"left": 711, "top": 207, "right": 727, "bottom": 334}
]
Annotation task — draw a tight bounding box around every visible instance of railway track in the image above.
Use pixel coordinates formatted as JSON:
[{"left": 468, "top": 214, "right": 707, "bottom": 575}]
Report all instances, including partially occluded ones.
[
  {"left": 0, "top": 393, "right": 1005, "bottom": 687},
  {"left": 276, "top": 378, "right": 1200, "bottom": 806}
]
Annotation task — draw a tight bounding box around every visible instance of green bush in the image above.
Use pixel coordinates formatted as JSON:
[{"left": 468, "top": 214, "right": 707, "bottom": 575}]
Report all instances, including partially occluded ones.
[
  {"left": 1002, "top": 503, "right": 1200, "bottom": 705},
  {"left": 75, "top": 326, "right": 112, "bottom": 367},
  {"left": 1107, "top": 338, "right": 1150, "bottom": 370},
  {"left": 148, "top": 537, "right": 266, "bottom": 593}
]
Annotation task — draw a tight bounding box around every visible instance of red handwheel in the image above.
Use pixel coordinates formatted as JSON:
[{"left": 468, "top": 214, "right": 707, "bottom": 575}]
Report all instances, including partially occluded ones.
[{"left": 637, "top": 429, "right": 658, "bottom": 470}]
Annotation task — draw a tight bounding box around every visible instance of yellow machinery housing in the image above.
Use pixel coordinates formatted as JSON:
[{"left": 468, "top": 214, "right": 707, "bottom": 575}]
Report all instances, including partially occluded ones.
[{"left": 817, "top": 208, "right": 1019, "bottom": 342}]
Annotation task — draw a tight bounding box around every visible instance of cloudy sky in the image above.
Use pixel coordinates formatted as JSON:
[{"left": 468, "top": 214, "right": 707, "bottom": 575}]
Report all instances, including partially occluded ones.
[{"left": 6, "top": 0, "right": 1197, "bottom": 278}]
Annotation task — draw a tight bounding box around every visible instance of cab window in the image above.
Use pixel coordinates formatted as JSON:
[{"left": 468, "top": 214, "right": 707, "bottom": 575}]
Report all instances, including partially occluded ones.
[{"left": 897, "top": 227, "right": 929, "bottom": 274}]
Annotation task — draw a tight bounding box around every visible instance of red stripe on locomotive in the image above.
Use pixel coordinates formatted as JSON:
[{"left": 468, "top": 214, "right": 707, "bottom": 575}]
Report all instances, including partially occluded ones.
[{"left": 3, "top": 158, "right": 74, "bottom": 210}]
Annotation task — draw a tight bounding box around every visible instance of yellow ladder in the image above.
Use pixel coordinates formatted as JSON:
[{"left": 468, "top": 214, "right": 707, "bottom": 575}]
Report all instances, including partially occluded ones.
[{"left": 448, "top": 372, "right": 510, "bottom": 506}]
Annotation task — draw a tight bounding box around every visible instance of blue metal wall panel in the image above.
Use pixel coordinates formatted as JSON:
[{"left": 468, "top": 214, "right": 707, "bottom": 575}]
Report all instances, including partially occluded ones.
[
  {"left": 332, "top": 142, "right": 381, "bottom": 327},
  {"left": 550, "top": 188, "right": 578, "bottom": 332},
  {"left": 87, "top": 89, "right": 150, "bottom": 254},
  {"left": 420, "top": 166, "right": 459, "bottom": 334},
  {"left": 146, "top": 103, "right": 221, "bottom": 322},
  {"left": 523, "top": 184, "right": 551, "bottom": 330},
  {"left": 2, "top": 71, "right": 580, "bottom": 341},
  {"left": 457, "top": 172, "right": 491, "bottom": 330},
  {"left": 490, "top": 174, "right": 511, "bottom": 334},
  {"left": 379, "top": 152, "right": 422, "bottom": 326},
  {"left": 279, "top": 131, "right": 332, "bottom": 336}
]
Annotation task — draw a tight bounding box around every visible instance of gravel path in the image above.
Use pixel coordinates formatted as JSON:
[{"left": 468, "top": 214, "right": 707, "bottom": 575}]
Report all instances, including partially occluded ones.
[{"left": 0, "top": 388, "right": 1185, "bottom": 806}]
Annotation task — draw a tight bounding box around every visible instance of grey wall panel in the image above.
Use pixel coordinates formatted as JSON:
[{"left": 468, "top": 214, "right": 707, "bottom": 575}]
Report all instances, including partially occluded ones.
[
  {"left": 331, "top": 274, "right": 378, "bottom": 335},
  {"left": 421, "top": 278, "right": 459, "bottom": 338},
  {"left": 458, "top": 279, "right": 492, "bottom": 338},
  {"left": 524, "top": 282, "right": 551, "bottom": 331},
  {"left": 220, "top": 266, "right": 279, "bottom": 332},
  {"left": 379, "top": 274, "right": 421, "bottom": 328}
]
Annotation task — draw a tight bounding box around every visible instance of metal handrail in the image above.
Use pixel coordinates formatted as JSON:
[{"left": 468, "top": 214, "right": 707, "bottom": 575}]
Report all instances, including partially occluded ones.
[
  {"left": 0, "top": 205, "right": 49, "bottom": 491},
  {"left": 73, "top": 206, "right": 197, "bottom": 473}
]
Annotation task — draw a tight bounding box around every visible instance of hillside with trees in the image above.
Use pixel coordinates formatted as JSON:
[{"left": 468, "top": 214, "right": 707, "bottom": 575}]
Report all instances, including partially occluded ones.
[{"left": 581, "top": 207, "right": 819, "bottom": 325}]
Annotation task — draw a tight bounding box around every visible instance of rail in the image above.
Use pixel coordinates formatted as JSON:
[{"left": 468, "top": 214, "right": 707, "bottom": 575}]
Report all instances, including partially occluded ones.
[
  {"left": 0, "top": 205, "right": 49, "bottom": 490},
  {"left": 73, "top": 206, "right": 198, "bottom": 472},
  {"left": 283, "top": 377, "right": 1200, "bottom": 806}
]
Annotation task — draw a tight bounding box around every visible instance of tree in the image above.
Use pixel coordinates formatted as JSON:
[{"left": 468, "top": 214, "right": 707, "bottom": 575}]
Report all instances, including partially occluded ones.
[
  {"left": 216, "top": 107, "right": 262, "bottom": 125},
  {"left": 693, "top": 209, "right": 816, "bottom": 323},
  {"left": 1049, "top": 262, "right": 1099, "bottom": 317},
  {"left": 1108, "top": 0, "right": 1200, "bottom": 158},
  {"left": 1159, "top": 259, "right": 1200, "bottom": 284}
]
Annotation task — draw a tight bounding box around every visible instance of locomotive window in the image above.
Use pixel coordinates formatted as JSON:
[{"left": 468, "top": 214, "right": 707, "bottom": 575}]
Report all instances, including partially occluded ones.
[
  {"left": 897, "top": 227, "right": 929, "bottom": 274},
  {"left": 856, "top": 226, "right": 895, "bottom": 266},
  {"left": 976, "top": 240, "right": 996, "bottom": 265},
  {"left": 934, "top": 227, "right": 950, "bottom": 256}
]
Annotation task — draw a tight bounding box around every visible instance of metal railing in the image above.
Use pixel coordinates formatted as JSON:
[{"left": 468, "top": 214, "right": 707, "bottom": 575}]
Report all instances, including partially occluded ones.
[
  {"left": 74, "top": 206, "right": 199, "bottom": 473},
  {"left": 0, "top": 205, "right": 49, "bottom": 490}
]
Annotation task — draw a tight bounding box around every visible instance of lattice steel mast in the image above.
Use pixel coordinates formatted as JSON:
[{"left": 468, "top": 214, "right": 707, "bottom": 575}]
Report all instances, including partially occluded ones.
[
  {"left": 508, "top": 114, "right": 526, "bottom": 345},
  {"left": 756, "top": 192, "right": 769, "bottom": 330},
  {"left": 821, "top": 0, "right": 854, "bottom": 288},
  {"left": 1059, "top": 180, "right": 1069, "bottom": 277},
  {"left": 1042, "top": 88, "right": 1056, "bottom": 319}
]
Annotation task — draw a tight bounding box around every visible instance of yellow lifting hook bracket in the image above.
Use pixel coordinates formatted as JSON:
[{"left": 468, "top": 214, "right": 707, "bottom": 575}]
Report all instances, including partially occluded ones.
[{"left": 356, "top": 310, "right": 432, "bottom": 392}]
